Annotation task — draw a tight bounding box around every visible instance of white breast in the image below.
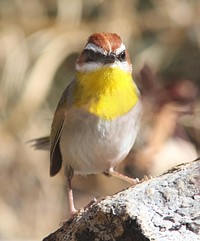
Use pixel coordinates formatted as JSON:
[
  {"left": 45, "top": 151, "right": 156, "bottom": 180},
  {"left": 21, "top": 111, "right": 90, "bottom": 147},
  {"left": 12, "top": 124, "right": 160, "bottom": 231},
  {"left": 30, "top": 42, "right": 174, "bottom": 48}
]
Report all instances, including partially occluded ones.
[{"left": 60, "top": 101, "right": 141, "bottom": 175}]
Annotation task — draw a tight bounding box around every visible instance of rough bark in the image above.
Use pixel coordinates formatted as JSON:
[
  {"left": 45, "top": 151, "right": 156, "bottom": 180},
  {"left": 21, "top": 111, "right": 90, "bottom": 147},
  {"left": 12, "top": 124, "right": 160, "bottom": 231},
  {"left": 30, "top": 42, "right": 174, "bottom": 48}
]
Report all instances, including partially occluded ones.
[{"left": 43, "top": 158, "right": 200, "bottom": 241}]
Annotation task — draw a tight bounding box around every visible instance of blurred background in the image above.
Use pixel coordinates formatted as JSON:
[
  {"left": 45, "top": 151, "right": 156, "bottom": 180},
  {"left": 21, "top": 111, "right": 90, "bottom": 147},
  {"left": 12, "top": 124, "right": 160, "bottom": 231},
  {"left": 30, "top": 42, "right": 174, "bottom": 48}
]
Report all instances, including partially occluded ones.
[{"left": 0, "top": 0, "right": 200, "bottom": 240}]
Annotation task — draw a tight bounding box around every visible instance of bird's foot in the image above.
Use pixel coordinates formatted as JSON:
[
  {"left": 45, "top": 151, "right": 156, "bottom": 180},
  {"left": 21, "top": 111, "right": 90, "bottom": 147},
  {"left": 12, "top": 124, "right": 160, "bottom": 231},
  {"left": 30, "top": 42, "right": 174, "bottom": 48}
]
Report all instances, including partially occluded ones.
[
  {"left": 107, "top": 169, "right": 140, "bottom": 185},
  {"left": 85, "top": 197, "right": 97, "bottom": 209},
  {"left": 141, "top": 175, "right": 154, "bottom": 182},
  {"left": 70, "top": 208, "right": 78, "bottom": 218}
]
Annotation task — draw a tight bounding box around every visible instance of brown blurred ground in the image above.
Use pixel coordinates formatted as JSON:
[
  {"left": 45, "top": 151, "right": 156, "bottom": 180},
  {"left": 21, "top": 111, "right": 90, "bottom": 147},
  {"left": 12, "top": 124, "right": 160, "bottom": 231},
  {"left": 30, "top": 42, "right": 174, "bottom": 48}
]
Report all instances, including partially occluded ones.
[{"left": 0, "top": 0, "right": 200, "bottom": 240}]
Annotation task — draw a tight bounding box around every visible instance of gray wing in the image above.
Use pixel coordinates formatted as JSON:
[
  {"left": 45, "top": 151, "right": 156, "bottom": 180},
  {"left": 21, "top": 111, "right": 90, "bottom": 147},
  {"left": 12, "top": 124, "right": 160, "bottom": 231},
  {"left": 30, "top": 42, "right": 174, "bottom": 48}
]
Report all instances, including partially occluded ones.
[{"left": 49, "top": 80, "right": 75, "bottom": 176}]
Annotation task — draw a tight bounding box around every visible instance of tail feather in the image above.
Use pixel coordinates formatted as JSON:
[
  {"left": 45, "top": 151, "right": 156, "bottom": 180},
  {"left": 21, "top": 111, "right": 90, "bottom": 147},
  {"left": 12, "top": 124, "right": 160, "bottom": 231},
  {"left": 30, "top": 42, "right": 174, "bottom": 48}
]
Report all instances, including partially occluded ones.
[{"left": 28, "top": 136, "right": 50, "bottom": 150}]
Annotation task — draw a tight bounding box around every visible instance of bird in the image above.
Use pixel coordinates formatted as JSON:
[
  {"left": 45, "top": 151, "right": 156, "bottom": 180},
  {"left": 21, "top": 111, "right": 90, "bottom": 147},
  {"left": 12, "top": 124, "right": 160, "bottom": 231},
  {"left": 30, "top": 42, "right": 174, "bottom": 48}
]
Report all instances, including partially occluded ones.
[{"left": 32, "top": 32, "right": 142, "bottom": 217}]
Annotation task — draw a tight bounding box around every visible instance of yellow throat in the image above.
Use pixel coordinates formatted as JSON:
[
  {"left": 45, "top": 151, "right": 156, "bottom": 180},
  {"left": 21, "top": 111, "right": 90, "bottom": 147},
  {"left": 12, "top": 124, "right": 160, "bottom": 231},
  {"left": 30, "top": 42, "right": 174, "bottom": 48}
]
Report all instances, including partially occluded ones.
[{"left": 74, "top": 67, "right": 139, "bottom": 120}]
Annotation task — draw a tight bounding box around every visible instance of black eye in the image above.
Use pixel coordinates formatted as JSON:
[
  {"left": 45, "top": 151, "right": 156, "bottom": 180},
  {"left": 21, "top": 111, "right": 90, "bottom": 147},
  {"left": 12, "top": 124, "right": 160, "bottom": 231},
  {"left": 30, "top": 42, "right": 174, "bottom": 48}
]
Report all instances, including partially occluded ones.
[
  {"left": 117, "top": 51, "right": 126, "bottom": 62},
  {"left": 87, "top": 50, "right": 96, "bottom": 62}
]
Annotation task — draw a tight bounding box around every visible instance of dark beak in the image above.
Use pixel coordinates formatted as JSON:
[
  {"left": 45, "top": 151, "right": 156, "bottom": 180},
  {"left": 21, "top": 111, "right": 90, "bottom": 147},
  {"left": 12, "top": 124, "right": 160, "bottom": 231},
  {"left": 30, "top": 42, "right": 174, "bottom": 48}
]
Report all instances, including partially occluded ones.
[{"left": 103, "top": 53, "right": 116, "bottom": 64}]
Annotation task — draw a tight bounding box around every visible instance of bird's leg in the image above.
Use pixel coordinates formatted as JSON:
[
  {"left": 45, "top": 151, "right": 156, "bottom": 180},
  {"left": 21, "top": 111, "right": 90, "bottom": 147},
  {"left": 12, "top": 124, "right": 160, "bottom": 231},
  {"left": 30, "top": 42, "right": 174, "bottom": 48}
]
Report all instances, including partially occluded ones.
[
  {"left": 106, "top": 167, "right": 140, "bottom": 185},
  {"left": 65, "top": 166, "right": 77, "bottom": 217}
]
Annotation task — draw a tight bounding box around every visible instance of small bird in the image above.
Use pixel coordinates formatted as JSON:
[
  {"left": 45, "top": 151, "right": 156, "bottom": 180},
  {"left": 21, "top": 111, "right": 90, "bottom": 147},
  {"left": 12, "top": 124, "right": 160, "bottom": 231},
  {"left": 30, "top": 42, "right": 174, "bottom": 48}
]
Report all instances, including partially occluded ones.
[{"left": 33, "top": 33, "right": 141, "bottom": 216}]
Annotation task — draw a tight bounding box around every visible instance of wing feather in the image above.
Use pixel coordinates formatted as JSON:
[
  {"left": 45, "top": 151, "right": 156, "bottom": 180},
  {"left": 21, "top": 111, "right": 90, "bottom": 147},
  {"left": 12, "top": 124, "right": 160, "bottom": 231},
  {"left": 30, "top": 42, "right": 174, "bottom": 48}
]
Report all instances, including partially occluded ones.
[{"left": 50, "top": 80, "right": 75, "bottom": 176}]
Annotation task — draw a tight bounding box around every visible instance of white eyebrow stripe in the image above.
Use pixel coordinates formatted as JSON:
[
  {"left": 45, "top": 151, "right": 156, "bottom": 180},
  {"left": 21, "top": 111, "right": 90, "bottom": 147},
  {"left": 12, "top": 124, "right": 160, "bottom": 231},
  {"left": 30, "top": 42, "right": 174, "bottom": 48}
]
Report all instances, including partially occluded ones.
[
  {"left": 84, "top": 43, "right": 105, "bottom": 54},
  {"left": 115, "top": 43, "right": 126, "bottom": 55}
]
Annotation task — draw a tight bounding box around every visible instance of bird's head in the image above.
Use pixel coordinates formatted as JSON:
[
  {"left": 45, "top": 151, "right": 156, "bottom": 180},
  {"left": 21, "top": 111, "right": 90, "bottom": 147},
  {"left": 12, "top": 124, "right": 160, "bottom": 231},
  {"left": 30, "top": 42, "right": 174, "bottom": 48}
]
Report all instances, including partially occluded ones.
[
  {"left": 76, "top": 33, "right": 132, "bottom": 73},
  {"left": 74, "top": 33, "right": 139, "bottom": 120}
]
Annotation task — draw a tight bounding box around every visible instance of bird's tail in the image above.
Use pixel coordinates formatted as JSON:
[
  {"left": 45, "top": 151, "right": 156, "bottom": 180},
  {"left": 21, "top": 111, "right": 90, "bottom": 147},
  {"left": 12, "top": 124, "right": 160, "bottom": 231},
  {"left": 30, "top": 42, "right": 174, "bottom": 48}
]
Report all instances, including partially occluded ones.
[{"left": 28, "top": 136, "right": 50, "bottom": 150}]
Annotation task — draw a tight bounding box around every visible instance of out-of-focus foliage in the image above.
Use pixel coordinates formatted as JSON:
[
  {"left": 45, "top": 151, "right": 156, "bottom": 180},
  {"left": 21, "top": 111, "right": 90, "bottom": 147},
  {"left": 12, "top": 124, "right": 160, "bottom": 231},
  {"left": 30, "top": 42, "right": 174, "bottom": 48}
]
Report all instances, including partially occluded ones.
[{"left": 0, "top": 0, "right": 199, "bottom": 240}]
